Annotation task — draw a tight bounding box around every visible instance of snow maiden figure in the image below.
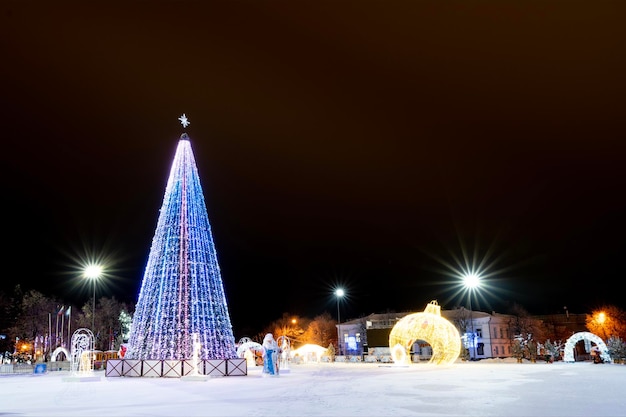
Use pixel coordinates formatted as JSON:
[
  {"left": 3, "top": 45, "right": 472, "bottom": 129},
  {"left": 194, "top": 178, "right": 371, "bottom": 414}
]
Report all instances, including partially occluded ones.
[{"left": 262, "top": 333, "right": 280, "bottom": 376}]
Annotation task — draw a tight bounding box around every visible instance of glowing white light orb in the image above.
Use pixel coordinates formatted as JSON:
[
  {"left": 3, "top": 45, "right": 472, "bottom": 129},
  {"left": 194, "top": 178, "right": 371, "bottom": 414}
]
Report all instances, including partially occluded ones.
[
  {"left": 84, "top": 265, "right": 103, "bottom": 279},
  {"left": 463, "top": 273, "right": 480, "bottom": 289}
]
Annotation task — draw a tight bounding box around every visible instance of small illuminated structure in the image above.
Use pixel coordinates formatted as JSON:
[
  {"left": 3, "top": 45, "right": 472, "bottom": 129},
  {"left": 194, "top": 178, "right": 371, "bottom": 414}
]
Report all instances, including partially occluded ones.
[
  {"left": 69, "top": 328, "right": 95, "bottom": 374},
  {"left": 182, "top": 333, "right": 208, "bottom": 381},
  {"left": 563, "top": 331, "right": 611, "bottom": 363},
  {"left": 190, "top": 333, "right": 201, "bottom": 376},
  {"left": 277, "top": 336, "right": 291, "bottom": 372},
  {"left": 389, "top": 301, "right": 461, "bottom": 365},
  {"left": 236, "top": 339, "right": 262, "bottom": 356},
  {"left": 236, "top": 338, "right": 263, "bottom": 368},
  {"left": 50, "top": 346, "right": 71, "bottom": 363},
  {"left": 63, "top": 328, "right": 100, "bottom": 382},
  {"left": 390, "top": 343, "right": 408, "bottom": 365},
  {"left": 290, "top": 344, "right": 328, "bottom": 363}
]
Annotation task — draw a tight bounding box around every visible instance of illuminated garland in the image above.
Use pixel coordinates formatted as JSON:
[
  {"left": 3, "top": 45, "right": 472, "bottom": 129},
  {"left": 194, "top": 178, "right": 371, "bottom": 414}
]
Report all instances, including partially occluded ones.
[
  {"left": 126, "top": 134, "right": 237, "bottom": 360},
  {"left": 389, "top": 300, "right": 461, "bottom": 365}
]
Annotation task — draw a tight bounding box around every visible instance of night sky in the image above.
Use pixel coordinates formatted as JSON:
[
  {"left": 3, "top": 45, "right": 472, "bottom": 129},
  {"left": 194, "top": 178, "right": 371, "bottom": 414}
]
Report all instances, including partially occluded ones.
[{"left": 2, "top": 1, "right": 625, "bottom": 337}]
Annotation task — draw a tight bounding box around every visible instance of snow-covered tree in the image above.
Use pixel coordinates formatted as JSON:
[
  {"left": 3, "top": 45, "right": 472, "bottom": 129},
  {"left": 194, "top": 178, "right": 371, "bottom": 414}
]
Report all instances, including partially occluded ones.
[{"left": 606, "top": 336, "right": 626, "bottom": 363}]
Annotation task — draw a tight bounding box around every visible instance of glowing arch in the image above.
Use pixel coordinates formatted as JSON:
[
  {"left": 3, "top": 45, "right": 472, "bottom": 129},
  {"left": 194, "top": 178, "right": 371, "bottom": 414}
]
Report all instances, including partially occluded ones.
[
  {"left": 70, "top": 328, "right": 95, "bottom": 374},
  {"left": 50, "top": 347, "right": 70, "bottom": 362},
  {"left": 389, "top": 300, "right": 461, "bottom": 365},
  {"left": 236, "top": 341, "right": 263, "bottom": 358},
  {"left": 563, "top": 331, "right": 611, "bottom": 363}
]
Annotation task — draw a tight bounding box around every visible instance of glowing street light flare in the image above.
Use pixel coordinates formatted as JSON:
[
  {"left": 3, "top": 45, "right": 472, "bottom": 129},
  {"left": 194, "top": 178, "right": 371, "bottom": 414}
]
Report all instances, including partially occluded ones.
[
  {"left": 84, "top": 265, "right": 103, "bottom": 280},
  {"left": 463, "top": 273, "right": 480, "bottom": 288},
  {"left": 84, "top": 264, "right": 103, "bottom": 336},
  {"left": 463, "top": 273, "right": 482, "bottom": 360},
  {"left": 335, "top": 288, "right": 345, "bottom": 355}
]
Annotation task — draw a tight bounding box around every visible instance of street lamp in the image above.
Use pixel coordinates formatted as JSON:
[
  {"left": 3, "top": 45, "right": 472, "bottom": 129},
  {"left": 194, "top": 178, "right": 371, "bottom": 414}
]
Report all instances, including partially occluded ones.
[
  {"left": 597, "top": 311, "right": 608, "bottom": 340},
  {"left": 84, "top": 264, "right": 103, "bottom": 333},
  {"left": 463, "top": 273, "right": 480, "bottom": 360},
  {"left": 335, "top": 288, "right": 344, "bottom": 356}
]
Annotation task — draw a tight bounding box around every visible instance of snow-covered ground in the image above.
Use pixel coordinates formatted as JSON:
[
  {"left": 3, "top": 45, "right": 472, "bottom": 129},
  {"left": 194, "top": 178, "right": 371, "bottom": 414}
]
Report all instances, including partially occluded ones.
[{"left": 1, "top": 359, "right": 624, "bottom": 416}]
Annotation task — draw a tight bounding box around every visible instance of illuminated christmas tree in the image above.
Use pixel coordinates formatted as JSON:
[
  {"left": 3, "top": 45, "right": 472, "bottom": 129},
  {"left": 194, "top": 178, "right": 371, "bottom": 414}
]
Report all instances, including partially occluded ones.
[{"left": 126, "top": 122, "right": 237, "bottom": 360}]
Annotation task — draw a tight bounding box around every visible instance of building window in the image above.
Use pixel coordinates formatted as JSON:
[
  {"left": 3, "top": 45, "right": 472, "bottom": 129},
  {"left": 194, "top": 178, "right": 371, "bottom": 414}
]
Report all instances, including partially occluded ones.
[
  {"left": 476, "top": 328, "right": 482, "bottom": 338},
  {"left": 494, "top": 346, "right": 499, "bottom": 355},
  {"left": 477, "top": 343, "right": 484, "bottom": 356},
  {"left": 347, "top": 336, "right": 358, "bottom": 352}
]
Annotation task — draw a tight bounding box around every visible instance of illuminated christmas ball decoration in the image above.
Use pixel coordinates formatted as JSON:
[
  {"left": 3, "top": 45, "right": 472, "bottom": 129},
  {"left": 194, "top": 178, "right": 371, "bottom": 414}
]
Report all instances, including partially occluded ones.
[{"left": 389, "top": 300, "right": 461, "bottom": 365}]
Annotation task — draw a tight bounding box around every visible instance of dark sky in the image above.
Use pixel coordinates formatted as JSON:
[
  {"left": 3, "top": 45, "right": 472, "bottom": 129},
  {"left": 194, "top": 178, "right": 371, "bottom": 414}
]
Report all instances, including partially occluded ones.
[{"left": 2, "top": 1, "right": 625, "bottom": 337}]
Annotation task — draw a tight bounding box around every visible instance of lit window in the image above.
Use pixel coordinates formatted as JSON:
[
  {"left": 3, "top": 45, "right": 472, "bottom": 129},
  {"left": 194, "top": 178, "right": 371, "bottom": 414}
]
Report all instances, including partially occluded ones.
[{"left": 347, "top": 336, "right": 358, "bottom": 351}]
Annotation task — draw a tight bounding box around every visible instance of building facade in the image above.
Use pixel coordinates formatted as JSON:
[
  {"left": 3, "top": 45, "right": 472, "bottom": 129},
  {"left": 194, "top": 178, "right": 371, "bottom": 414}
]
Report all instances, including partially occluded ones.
[{"left": 336, "top": 308, "right": 583, "bottom": 361}]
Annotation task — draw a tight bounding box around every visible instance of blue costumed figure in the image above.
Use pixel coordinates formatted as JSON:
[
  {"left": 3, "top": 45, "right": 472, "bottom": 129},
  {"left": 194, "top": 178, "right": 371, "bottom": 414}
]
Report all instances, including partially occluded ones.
[{"left": 262, "top": 333, "right": 279, "bottom": 376}]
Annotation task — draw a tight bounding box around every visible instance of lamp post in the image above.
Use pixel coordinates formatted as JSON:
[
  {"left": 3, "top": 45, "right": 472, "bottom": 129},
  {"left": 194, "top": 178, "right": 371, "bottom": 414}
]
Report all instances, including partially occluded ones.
[
  {"left": 463, "top": 273, "right": 480, "bottom": 360},
  {"left": 335, "top": 288, "right": 344, "bottom": 356},
  {"left": 84, "top": 265, "right": 103, "bottom": 333}
]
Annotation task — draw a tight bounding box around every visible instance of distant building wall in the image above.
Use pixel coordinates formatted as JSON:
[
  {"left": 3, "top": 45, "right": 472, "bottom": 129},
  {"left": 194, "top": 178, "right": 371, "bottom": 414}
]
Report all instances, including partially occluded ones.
[{"left": 339, "top": 309, "right": 571, "bottom": 361}]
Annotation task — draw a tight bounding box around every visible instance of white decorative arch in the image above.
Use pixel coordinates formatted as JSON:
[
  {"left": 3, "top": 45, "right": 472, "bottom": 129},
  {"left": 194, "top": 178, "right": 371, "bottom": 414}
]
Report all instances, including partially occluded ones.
[
  {"left": 70, "top": 328, "right": 95, "bottom": 374},
  {"left": 50, "top": 347, "right": 70, "bottom": 362},
  {"left": 563, "top": 331, "right": 611, "bottom": 363},
  {"left": 236, "top": 341, "right": 263, "bottom": 358}
]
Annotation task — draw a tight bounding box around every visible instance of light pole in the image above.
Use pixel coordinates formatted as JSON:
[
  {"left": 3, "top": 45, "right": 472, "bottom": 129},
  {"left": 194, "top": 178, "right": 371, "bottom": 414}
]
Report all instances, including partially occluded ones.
[
  {"left": 84, "top": 265, "right": 103, "bottom": 333},
  {"left": 463, "top": 273, "right": 480, "bottom": 360},
  {"left": 335, "top": 288, "right": 344, "bottom": 356}
]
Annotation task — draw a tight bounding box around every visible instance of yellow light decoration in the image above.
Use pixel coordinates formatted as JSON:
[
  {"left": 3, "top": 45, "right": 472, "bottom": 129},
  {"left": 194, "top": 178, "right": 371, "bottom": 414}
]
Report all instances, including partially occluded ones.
[
  {"left": 79, "top": 351, "right": 92, "bottom": 373},
  {"left": 389, "top": 300, "right": 461, "bottom": 365}
]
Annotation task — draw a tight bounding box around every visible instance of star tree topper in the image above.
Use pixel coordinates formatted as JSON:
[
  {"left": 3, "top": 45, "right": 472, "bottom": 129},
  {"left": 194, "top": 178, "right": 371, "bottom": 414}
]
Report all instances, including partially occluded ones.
[{"left": 178, "top": 113, "right": 190, "bottom": 128}]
